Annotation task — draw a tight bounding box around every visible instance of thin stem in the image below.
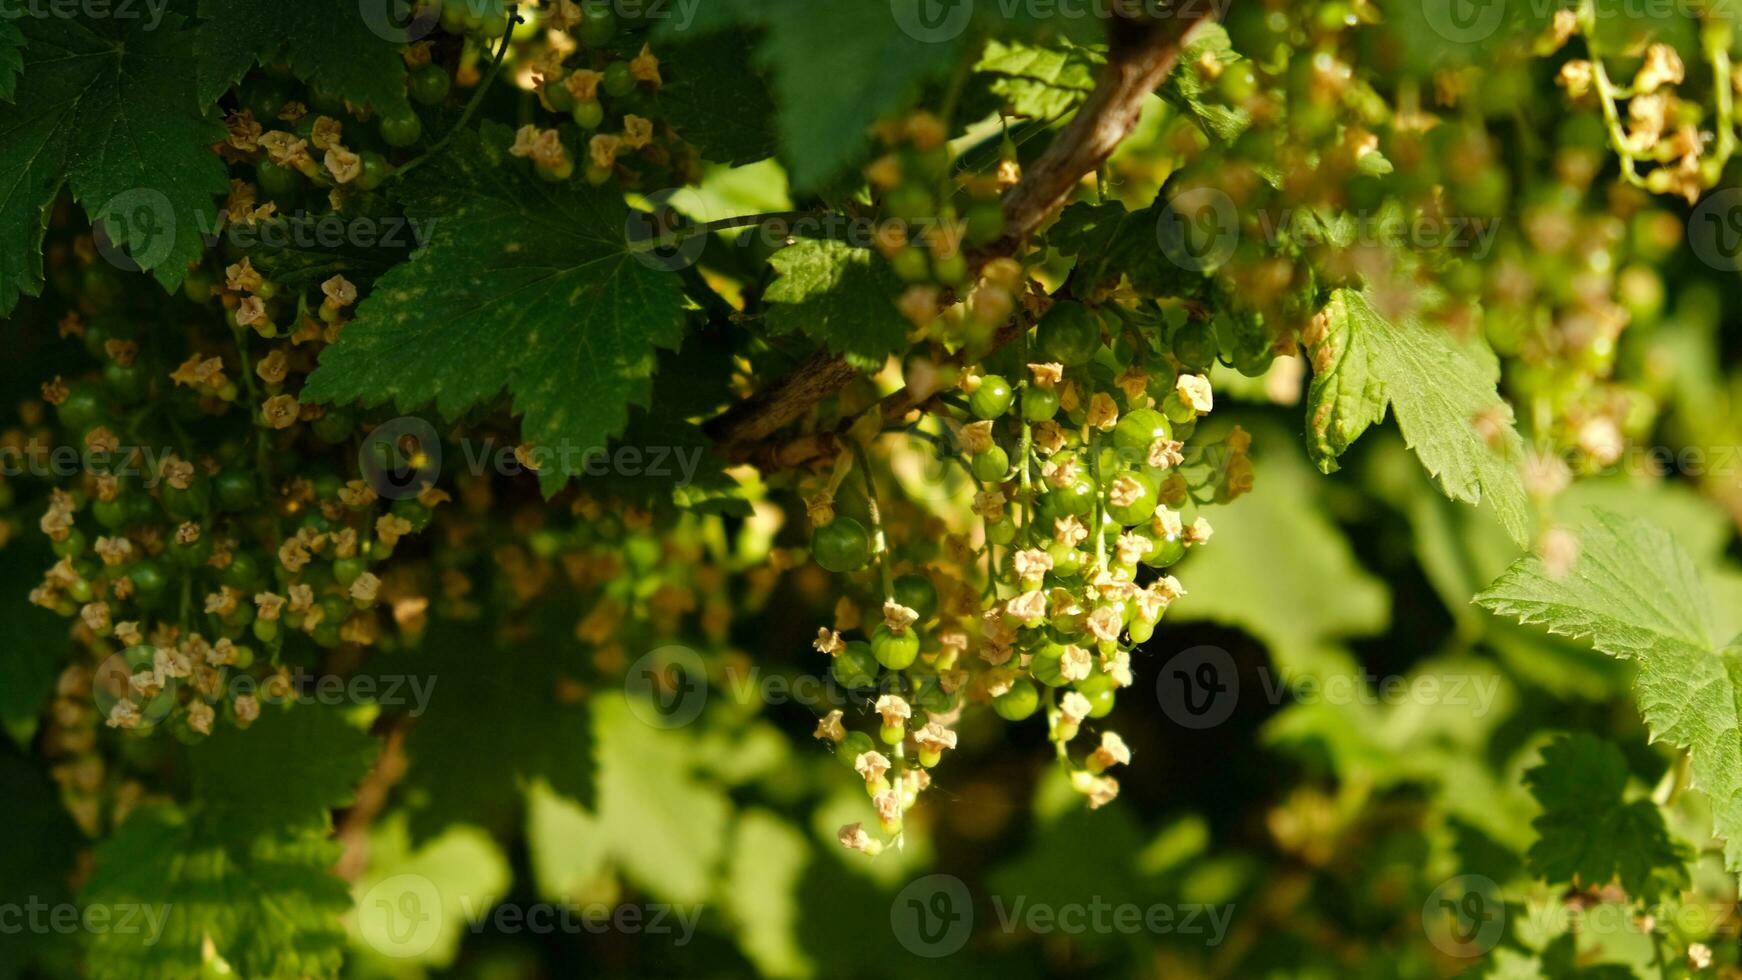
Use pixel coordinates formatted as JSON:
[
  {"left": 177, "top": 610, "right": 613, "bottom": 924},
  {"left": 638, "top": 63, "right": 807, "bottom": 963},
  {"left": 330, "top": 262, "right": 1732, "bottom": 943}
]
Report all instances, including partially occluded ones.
[
  {"left": 849, "top": 440, "right": 895, "bottom": 600},
  {"left": 394, "top": 12, "right": 522, "bottom": 181}
]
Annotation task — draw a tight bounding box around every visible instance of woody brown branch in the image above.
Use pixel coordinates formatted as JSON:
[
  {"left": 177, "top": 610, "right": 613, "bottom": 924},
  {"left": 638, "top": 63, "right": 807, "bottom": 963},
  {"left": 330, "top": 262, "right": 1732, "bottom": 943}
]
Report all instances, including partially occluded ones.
[{"left": 705, "top": 9, "right": 1217, "bottom": 465}]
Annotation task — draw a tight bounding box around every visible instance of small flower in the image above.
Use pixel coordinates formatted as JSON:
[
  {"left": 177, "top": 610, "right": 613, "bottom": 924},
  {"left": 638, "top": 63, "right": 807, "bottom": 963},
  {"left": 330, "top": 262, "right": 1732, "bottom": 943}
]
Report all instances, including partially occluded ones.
[
  {"left": 186, "top": 700, "right": 215, "bottom": 736},
  {"left": 1042, "top": 455, "right": 1080, "bottom": 489},
  {"left": 1090, "top": 732, "right": 1131, "bottom": 771},
  {"left": 874, "top": 695, "right": 911, "bottom": 729},
  {"left": 960, "top": 420, "right": 995, "bottom": 456},
  {"left": 838, "top": 822, "right": 883, "bottom": 855},
  {"left": 1114, "top": 533, "right": 1148, "bottom": 567},
  {"left": 813, "top": 628, "right": 845, "bottom": 656},
  {"left": 1176, "top": 374, "right": 1214, "bottom": 415},
  {"left": 233, "top": 694, "right": 260, "bottom": 727},
  {"left": 1108, "top": 474, "right": 1144, "bottom": 509},
  {"left": 622, "top": 114, "right": 655, "bottom": 151},
  {"left": 914, "top": 721, "right": 957, "bottom": 753},
  {"left": 1011, "top": 548, "right": 1053, "bottom": 583},
  {"left": 1634, "top": 43, "right": 1684, "bottom": 94},
  {"left": 1028, "top": 362, "right": 1063, "bottom": 388},
  {"left": 814, "top": 709, "right": 845, "bottom": 742},
  {"left": 854, "top": 750, "right": 891, "bottom": 785},
  {"left": 350, "top": 572, "right": 381, "bottom": 603},
  {"left": 630, "top": 44, "right": 662, "bottom": 87},
  {"left": 255, "top": 592, "right": 286, "bottom": 622},
  {"left": 1185, "top": 517, "right": 1214, "bottom": 545},
  {"left": 1070, "top": 769, "right": 1120, "bottom": 808},
  {"left": 974, "top": 489, "right": 1007, "bottom": 523},
  {"left": 310, "top": 116, "right": 344, "bottom": 151},
  {"left": 589, "top": 133, "right": 623, "bottom": 171},
  {"left": 1148, "top": 438, "right": 1185, "bottom": 469},
  {"left": 1087, "top": 392, "right": 1119, "bottom": 431},
  {"left": 882, "top": 600, "right": 919, "bottom": 633},
  {"left": 1006, "top": 590, "right": 1047, "bottom": 625},
  {"left": 1060, "top": 643, "right": 1093, "bottom": 681},
  {"left": 1086, "top": 607, "right": 1124, "bottom": 645},
  {"left": 873, "top": 789, "right": 902, "bottom": 825},
  {"left": 322, "top": 275, "right": 358, "bottom": 308},
  {"left": 1103, "top": 649, "right": 1133, "bottom": 687},
  {"left": 1059, "top": 691, "right": 1093, "bottom": 725},
  {"left": 1054, "top": 515, "right": 1089, "bottom": 547},
  {"left": 1116, "top": 366, "right": 1149, "bottom": 403}
]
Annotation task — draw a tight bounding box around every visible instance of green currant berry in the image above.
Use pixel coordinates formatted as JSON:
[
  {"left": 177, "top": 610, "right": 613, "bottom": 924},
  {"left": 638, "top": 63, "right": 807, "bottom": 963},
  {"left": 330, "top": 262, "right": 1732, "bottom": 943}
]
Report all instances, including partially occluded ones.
[
  {"left": 380, "top": 111, "right": 424, "bottom": 148},
  {"left": 1049, "top": 473, "right": 1097, "bottom": 517},
  {"left": 56, "top": 383, "right": 106, "bottom": 432},
  {"left": 871, "top": 624, "right": 920, "bottom": 670},
  {"left": 1162, "top": 391, "right": 1197, "bottom": 424},
  {"left": 103, "top": 360, "right": 148, "bottom": 405},
  {"left": 892, "top": 573, "right": 939, "bottom": 621},
  {"left": 880, "top": 722, "right": 906, "bottom": 745},
  {"left": 1105, "top": 470, "right": 1159, "bottom": 526},
  {"left": 884, "top": 184, "right": 933, "bottom": 221},
  {"left": 970, "top": 375, "right": 1014, "bottom": 419},
  {"left": 333, "top": 556, "right": 368, "bottom": 587},
  {"left": 313, "top": 408, "right": 355, "bottom": 444},
  {"left": 1030, "top": 642, "right": 1069, "bottom": 687},
  {"left": 992, "top": 679, "right": 1040, "bottom": 720},
  {"left": 252, "top": 618, "right": 280, "bottom": 643},
  {"left": 933, "top": 253, "right": 969, "bottom": 286},
  {"left": 1037, "top": 301, "right": 1101, "bottom": 366},
  {"left": 578, "top": 2, "right": 617, "bottom": 45},
  {"left": 1172, "top": 320, "right": 1217, "bottom": 370},
  {"left": 812, "top": 518, "right": 872, "bottom": 573},
  {"left": 161, "top": 478, "right": 210, "bottom": 521},
  {"left": 1113, "top": 408, "right": 1172, "bottom": 459},
  {"left": 410, "top": 64, "right": 453, "bottom": 105},
  {"left": 257, "top": 161, "right": 301, "bottom": 199},
  {"left": 392, "top": 497, "right": 434, "bottom": 532},
  {"left": 51, "top": 528, "right": 88, "bottom": 559},
  {"left": 1127, "top": 618, "right": 1155, "bottom": 644},
  {"left": 964, "top": 202, "right": 1006, "bottom": 245},
  {"left": 891, "top": 247, "right": 931, "bottom": 283},
  {"left": 92, "top": 497, "right": 129, "bottom": 530},
  {"left": 213, "top": 470, "right": 257, "bottom": 513},
  {"left": 572, "top": 99, "right": 606, "bottom": 130},
  {"left": 831, "top": 641, "right": 880, "bottom": 689},
  {"left": 169, "top": 532, "right": 213, "bottom": 569},
  {"left": 836, "top": 730, "right": 874, "bottom": 765},
  {"left": 219, "top": 550, "right": 263, "bottom": 590},
  {"left": 1076, "top": 673, "right": 1117, "bottom": 718},
  {"left": 603, "top": 62, "right": 636, "bottom": 98},
  {"left": 987, "top": 519, "right": 1016, "bottom": 545},
  {"left": 1145, "top": 532, "right": 1185, "bottom": 568},
  {"left": 1022, "top": 384, "right": 1060, "bottom": 422},
  {"left": 972, "top": 446, "right": 1009, "bottom": 483},
  {"left": 355, "top": 152, "right": 391, "bottom": 191}
]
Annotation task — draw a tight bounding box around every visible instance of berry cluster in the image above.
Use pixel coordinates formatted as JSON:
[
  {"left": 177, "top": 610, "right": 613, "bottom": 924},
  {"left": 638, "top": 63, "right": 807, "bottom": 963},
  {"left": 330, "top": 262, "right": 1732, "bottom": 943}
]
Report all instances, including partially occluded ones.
[{"left": 808, "top": 289, "right": 1253, "bottom": 855}]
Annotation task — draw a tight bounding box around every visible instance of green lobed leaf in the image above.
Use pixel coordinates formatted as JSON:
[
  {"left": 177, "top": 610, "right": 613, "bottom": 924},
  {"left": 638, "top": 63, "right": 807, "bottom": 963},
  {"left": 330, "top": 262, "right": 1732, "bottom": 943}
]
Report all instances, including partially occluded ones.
[
  {"left": 350, "top": 813, "right": 512, "bottom": 967},
  {"left": 81, "top": 806, "right": 350, "bottom": 980},
  {"left": 764, "top": 239, "right": 911, "bottom": 372},
  {"left": 974, "top": 38, "right": 1102, "bottom": 121},
  {"left": 1307, "top": 287, "right": 1530, "bottom": 545},
  {"left": 1478, "top": 509, "right": 1742, "bottom": 871},
  {"left": 0, "top": 14, "right": 228, "bottom": 314},
  {"left": 1158, "top": 23, "right": 1249, "bottom": 143},
  {"left": 0, "top": 21, "right": 22, "bottom": 102},
  {"left": 194, "top": 0, "right": 412, "bottom": 115},
  {"left": 656, "top": 29, "right": 779, "bottom": 167},
  {"left": 1049, "top": 197, "right": 1208, "bottom": 299},
  {"left": 395, "top": 628, "right": 595, "bottom": 842},
  {"left": 188, "top": 703, "right": 380, "bottom": 842},
  {"left": 1524, "top": 734, "right": 1689, "bottom": 901},
  {"left": 302, "top": 123, "right": 689, "bottom": 497},
  {"left": 661, "top": 0, "right": 961, "bottom": 189}
]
